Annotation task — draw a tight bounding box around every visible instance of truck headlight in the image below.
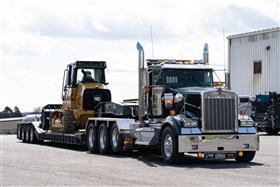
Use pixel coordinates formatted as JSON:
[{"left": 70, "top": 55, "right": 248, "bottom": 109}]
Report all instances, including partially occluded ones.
[
  {"left": 180, "top": 117, "right": 198, "bottom": 127},
  {"left": 240, "top": 120, "right": 254, "bottom": 127},
  {"left": 249, "top": 95, "right": 256, "bottom": 102},
  {"left": 174, "top": 93, "right": 184, "bottom": 103},
  {"left": 238, "top": 114, "right": 254, "bottom": 127}
]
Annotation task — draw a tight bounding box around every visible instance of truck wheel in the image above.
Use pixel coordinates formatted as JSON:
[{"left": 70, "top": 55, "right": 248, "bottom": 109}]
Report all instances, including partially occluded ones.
[
  {"left": 235, "top": 151, "right": 256, "bottom": 162},
  {"left": 161, "top": 126, "right": 183, "bottom": 164},
  {"left": 87, "top": 123, "right": 99, "bottom": 153},
  {"left": 265, "top": 129, "right": 279, "bottom": 135},
  {"left": 110, "top": 123, "right": 124, "bottom": 153},
  {"left": 98, "top": 123, "right": 111, "bottom": 154}
]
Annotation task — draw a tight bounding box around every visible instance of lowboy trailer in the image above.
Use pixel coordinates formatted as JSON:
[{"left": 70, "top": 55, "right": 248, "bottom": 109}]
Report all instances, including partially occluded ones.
[{"left": 17, "top": 43, "right": 259, "bottom": 164}]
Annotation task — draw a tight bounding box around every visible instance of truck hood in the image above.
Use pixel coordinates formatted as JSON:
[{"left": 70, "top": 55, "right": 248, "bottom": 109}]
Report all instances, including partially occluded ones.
[{"left": 176, "top": 87, "right": 217, "bottom": 95}]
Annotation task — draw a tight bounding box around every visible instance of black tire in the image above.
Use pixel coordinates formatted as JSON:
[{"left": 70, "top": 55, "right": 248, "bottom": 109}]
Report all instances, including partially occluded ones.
[
  {"left": 17, "top": 125, "right": 22, "bottom": 140},
  {"left": 29, "top": 126, "right": 38, "bottom": 144},
  {"left": 161, "top": 126, "right": 183, "bottom": 164},
  {"left": 235, "top": 151, "right": 256, "bottom": 162},
  {"left": 110, "top": 123, "right": 124, "bottom": 153},
  {"left": 98, "top": 123, "right": 111, "bottom": 154},
  {"left": 25, "top": 125, "right": 30, "bottom": 143},
  {"left": 265, "top": 129, "right": 279, "bottom": 135},
  {"left": 87, "top": 123, "right": 99, "bottom": 153},
  {"left": 21, "top": 126, "right": 26, "bottom": 142},
  {"left": 22, "top": 126, "right": 27, "bottom": 143}
]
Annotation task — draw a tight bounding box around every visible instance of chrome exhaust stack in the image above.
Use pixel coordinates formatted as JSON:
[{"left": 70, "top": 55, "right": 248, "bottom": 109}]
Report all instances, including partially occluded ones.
[
  {"left": 136, "top": 42, "right": 145, "bottom": 126},
  {"left": 203, "top": 43, "right": 209, "bottom": 64}
]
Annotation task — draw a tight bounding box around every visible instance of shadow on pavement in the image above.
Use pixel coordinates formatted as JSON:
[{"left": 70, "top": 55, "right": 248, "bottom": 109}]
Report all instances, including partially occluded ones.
[
  {"left": 18, "top": 140, "right": 264, "bottom": 169},
  {"left": 133, "top": 152, "right": 264, "bottom": 169},
  {"left": 18, "top": 141, "right": 88, "bottom": 152},
  {"left": 88, "top": 150, "right": 264, "bottom": 169}
]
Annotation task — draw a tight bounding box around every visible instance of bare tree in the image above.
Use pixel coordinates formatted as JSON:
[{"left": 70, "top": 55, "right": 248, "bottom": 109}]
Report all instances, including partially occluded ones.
[{"left": 33, "top": 106, "right": 42, "bottom": 113}]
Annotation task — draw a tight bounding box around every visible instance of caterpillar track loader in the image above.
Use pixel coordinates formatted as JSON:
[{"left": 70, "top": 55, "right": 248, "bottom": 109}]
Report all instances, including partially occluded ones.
[{"left": 18, "top": 61, "right": 111, "bottom": 144}]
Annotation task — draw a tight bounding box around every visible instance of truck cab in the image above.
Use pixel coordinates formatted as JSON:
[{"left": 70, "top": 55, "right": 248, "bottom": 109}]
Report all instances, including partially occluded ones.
[
  {"left": 134, "top": 43, "right": 259, "bottom": 163},
  {"left": 145, "top": 60, "right": 214, "bottom": 118},
  {"left": 85, "top": 43, "right": 259, "bottom": 164}
]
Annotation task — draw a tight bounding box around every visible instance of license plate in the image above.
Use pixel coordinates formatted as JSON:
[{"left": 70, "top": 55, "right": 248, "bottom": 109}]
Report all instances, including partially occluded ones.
[
  {"left": 204, "top": 153, "right": 226, "bottom": 160},
  {"left": 215, "top": 153, "right": 226, "bottom": 159}
]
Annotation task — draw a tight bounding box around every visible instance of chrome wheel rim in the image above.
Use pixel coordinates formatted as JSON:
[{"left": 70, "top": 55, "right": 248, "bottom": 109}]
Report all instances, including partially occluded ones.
[
  {"left": 99, "top": 128, "right": 106, "bottom": 150},
  {"left": 164, "top": 134, "right": 173, "bottom": 158},
  {"left": 88, "top": 128, "right": 94, "bottom": 148},
  {"left": 112, "top": 127, "right": 118, "bottom": 149}
]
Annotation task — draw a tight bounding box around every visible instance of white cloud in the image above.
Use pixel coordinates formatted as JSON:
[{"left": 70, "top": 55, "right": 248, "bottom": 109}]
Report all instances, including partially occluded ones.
[{"left": 0, "top": 0, "right": 279, "bottom": 111}]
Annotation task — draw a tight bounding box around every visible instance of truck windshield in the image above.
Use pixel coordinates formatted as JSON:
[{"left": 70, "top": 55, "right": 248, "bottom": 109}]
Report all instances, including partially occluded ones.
[
  {"left": 163, "top": 69, "right": 213, "bottom": 88},
  {"left": 76, "top": 68, "right": 105, "bottom": 84}
]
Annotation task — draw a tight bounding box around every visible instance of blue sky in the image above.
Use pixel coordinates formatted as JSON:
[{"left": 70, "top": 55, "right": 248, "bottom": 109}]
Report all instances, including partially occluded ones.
[{"left": 0, "top": 0, "right": 279, "bottom": 111}]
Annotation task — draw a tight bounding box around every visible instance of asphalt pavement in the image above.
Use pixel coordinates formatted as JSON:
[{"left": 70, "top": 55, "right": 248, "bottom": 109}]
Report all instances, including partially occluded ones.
[{"left": 0, "top": 134, "right": 279, "bottom": 186}]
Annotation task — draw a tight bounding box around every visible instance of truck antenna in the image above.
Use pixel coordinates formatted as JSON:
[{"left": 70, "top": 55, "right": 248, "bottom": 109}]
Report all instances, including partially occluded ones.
[
  {"left": 223, "top": 28, "right": 226, "bottom": 73},
  {"left": 150, "top": 25, "right": 154, "bottom": 58}
]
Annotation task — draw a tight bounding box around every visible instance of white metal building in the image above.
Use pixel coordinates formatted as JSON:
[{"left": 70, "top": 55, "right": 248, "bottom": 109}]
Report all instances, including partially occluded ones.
[{"left": 227, "top": 27, "right": 280, "bottom": 95}]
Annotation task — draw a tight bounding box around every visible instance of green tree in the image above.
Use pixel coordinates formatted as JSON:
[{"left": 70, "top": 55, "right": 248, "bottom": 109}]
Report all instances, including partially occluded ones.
[
  {"left": 13, "top": 106, "right": 22, "bottom": 117},
  {"left": 2, "top": 106, "right": 13, "bottom": 118}
]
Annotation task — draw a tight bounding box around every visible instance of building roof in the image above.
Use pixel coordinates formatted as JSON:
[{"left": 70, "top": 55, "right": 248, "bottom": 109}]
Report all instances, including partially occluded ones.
[{"left": 227, "top": 27, "right": 280, "bottom": 39}]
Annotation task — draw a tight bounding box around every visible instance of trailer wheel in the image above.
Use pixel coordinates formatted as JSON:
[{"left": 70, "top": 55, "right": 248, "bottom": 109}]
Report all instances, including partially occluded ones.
[
  {"left": 110, "top": 123, "right": 124, "bottom": 153},
  {"left": 25, "top": 125, "right": 30, "bottom": 143},
  {"left": 161, "top": 126, "right": 183, "bottom": 164},
  {"left": 87, "top": 123, "right": 99, "bottom": 153},
  {"left": 17, "top": 125, "right": 22, "bottom": 140},
  {"left": 29, "top": 126, "right": 38, "bottom": 144},
  {"left": 235, "top": 151, "right": 256, "bottom": 162},
  {"left": 29, "top": 125, "right": 34, "bottom": 143},
  {"left": 98, "top": 123, "right": 111, "bottom": 154},
  {"left": 21, "top": 126, "right": 27, "bottom": 143}
]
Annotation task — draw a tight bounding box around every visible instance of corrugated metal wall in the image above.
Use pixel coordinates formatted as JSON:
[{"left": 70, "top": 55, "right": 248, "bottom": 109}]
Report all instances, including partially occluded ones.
[{"left": 228, "top": 30, "right": 280, "bottom": 95}]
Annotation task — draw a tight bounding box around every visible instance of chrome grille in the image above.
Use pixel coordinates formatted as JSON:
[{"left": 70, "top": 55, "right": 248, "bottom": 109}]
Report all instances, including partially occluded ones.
[{"left": 203, "top": 92, "right": 237, "bottom": 132}]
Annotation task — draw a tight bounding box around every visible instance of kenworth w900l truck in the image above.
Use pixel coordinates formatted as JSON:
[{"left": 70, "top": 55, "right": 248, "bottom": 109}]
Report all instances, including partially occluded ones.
[
  {"left": 83, "top": 43, "right": 259, "bottom": 163},
  {"left": 17, "top": 43, "right": 259, "bottom": 164}
]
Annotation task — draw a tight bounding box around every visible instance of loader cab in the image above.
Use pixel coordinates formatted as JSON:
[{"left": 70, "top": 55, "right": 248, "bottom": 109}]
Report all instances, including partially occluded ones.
[{"left": 61, "top": 61, "right": 107, "bottom": 101}]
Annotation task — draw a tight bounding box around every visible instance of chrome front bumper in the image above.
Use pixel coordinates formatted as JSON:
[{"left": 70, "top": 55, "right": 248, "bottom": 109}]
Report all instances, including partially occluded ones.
[{"left": 178, "top": 133, "right": 259, "bottom": 153}]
